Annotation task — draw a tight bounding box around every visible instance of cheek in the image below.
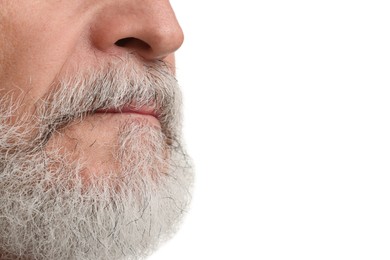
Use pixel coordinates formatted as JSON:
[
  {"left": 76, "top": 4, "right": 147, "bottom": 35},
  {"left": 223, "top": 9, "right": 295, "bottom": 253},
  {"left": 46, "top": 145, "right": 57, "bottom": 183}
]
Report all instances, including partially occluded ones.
[
  {"left": 0, "top": 3, "right": 91, "bottom": 106},
  {"left": 0, "top": 30, "right": 77, "bottom": 103}
]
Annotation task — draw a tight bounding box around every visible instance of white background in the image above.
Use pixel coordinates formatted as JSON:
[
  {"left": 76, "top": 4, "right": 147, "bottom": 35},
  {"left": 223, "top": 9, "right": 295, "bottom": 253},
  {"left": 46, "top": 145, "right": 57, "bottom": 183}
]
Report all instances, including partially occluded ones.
[{"left": 151, "top": 1, "right": 390, "bottom": 259}]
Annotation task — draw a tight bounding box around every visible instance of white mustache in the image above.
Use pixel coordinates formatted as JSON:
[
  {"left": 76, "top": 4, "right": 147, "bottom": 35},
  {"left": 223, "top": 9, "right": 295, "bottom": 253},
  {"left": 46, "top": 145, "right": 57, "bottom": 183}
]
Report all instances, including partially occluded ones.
[{"left": 29, "top": 58, "right": 182, "bottom": 147}]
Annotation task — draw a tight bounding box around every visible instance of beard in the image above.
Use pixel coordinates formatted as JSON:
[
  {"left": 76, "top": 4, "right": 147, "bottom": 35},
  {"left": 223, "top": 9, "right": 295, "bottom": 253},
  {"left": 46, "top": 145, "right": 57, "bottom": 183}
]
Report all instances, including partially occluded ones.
[{"left": 0, "top": 57, "right": 194, "bottom": 260}]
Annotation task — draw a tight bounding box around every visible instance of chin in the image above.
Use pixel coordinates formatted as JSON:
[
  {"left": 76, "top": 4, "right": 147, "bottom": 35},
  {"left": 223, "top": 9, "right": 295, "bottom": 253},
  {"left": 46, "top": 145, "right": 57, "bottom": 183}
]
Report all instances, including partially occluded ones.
[{"left": 0, "top": 114, "right": 193, "bottom": 260}]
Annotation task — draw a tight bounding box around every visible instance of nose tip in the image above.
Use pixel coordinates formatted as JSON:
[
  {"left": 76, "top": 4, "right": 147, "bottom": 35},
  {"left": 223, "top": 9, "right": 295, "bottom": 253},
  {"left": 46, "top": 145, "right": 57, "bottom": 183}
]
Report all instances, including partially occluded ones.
[{"left": 92, "top": 1, "right": 184, "bottom": 61}]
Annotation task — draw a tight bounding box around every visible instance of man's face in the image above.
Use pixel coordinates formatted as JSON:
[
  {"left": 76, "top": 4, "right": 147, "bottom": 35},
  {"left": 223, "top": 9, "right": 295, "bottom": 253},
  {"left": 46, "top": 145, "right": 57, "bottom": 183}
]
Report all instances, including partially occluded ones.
[{"left": 0, "top": 1, "right": 193, "bottom": 259}]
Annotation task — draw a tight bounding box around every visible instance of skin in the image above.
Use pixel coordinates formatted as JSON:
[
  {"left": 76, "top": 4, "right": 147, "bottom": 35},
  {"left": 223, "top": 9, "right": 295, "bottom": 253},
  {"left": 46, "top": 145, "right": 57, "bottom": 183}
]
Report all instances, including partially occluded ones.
[{"left": 0, "top": 0, "right": 184, "bottom": 172}]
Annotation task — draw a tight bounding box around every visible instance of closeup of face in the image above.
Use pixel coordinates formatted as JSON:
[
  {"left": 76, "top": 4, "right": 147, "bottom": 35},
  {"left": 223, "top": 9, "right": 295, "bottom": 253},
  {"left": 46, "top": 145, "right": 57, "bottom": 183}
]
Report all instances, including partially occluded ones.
[{"left": 0, "top": 1, "right": 193, "bottom": 260}]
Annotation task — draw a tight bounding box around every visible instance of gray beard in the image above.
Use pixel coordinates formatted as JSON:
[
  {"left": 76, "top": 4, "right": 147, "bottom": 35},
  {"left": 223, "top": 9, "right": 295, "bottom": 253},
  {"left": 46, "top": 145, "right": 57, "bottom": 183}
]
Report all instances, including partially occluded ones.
[{"left": 0, "top": 57, "right": 194, "bottom": 260}]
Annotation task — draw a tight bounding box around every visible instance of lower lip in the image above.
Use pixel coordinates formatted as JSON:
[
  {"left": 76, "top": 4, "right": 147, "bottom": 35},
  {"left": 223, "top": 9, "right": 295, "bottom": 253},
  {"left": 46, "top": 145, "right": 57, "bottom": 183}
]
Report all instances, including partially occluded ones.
[{"left": 94, "top": 109, "right": 161, "bottom": 127}]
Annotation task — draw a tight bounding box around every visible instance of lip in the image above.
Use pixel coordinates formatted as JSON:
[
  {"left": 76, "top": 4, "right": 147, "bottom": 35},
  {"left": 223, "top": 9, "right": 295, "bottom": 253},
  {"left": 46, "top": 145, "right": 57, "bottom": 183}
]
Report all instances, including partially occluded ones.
[{"left": 95, "top": 105, "right": 158, "bottom": 118}]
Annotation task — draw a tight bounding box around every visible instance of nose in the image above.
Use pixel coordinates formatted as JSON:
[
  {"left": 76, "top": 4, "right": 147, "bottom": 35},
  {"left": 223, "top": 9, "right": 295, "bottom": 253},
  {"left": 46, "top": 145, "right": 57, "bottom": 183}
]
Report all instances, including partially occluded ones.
[{"left": 91, "top": 0, "right": 184, "bottom": 61}]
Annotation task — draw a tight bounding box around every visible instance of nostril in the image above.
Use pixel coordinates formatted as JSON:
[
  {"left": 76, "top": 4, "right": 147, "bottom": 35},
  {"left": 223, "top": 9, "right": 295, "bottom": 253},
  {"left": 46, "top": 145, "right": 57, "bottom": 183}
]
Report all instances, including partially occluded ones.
[
  {"left": 115, "top": 37, "right": 151, "bottom": 51},
  {"left": 115, "top": 38, "right": 130, "bottom": 47}
]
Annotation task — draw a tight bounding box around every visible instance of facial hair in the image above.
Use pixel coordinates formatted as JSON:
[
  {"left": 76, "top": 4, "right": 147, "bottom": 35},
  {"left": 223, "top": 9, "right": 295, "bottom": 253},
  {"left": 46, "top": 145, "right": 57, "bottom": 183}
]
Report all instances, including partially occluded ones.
[{"left": 0, "top": 57, "right": 194, "bottom": 260}]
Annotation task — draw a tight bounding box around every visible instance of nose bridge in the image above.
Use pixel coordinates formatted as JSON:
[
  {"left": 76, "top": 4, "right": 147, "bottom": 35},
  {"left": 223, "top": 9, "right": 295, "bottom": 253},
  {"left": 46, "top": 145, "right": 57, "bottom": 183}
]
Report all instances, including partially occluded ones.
[{"left": 91, "top": 0, "right": 184, "bottom": 60}]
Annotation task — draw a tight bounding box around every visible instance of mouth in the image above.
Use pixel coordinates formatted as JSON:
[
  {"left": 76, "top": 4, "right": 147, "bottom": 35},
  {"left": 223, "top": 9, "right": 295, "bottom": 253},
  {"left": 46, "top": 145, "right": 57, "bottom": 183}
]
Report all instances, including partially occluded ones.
[
  {"left": 94, "top": 105, "right": 161, "bottom": 127},
  {"left": 96, "top": 104, "right": 157, "bottom": 116}
]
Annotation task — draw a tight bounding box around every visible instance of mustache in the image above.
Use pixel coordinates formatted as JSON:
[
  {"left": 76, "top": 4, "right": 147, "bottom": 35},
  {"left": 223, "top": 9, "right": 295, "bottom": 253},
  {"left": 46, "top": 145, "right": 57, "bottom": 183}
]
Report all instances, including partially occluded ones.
[{"left": 33, "top": 58, "right": 182, "bottom": 146}]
